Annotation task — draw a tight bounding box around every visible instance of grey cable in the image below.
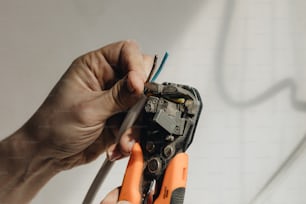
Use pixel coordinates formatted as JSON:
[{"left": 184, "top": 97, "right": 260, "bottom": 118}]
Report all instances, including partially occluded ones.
[
  {"left": 82, "top": 96, "right": 147, "bottom": 204},
  {"left": 82, "top": 159, "right": 114, "bottom": 204},
  {"left": 248, "top": 134, "right": 306, "bottom": 204}
]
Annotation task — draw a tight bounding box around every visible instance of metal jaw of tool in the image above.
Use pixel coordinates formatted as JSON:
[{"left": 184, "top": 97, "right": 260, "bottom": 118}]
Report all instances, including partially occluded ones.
[{"left": 119, "top": 82, "right": 202, "bottom": 204}]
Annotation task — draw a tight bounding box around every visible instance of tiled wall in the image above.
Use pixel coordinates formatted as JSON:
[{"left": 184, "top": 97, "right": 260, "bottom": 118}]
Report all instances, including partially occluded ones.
[{"left": 0, "top": 0, "right": 305, "bottom": 203}]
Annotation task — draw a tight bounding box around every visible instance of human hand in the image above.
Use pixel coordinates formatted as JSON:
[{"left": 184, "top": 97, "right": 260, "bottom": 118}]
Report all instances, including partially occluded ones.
[
  {"left": 0, "top": 40, "right": 153, "bottom": 203},
  {"left": 24, "top": 40, "right": 153, "bottom": 170},
  {"left": 100, "top": 187, "right": 129, "bottom": 204}
]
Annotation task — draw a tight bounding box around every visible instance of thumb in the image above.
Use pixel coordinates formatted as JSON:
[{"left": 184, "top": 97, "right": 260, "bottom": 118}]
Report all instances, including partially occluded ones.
[
  {"left": 117, "top": 201, "right": 131, "bottom": 204},
  {"left": 100, "top": 77, "right": 141, "bottom": 118}
]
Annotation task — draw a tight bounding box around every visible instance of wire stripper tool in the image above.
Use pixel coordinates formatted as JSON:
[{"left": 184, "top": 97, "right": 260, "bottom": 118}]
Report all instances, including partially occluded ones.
[{"left": 119, "top": 82, "right": 202, "bottom": 204}]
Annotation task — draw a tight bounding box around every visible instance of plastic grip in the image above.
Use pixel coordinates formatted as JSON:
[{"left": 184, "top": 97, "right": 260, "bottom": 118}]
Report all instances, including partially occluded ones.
[
  {"left": 118, "top": 142, "right": 144, "bottom": 204},
  {"left": 154, "top": 153, "right": 188, "bottom": 204},
  {"left": 170, "top": 188, "right": 185, "bottom": 204}
]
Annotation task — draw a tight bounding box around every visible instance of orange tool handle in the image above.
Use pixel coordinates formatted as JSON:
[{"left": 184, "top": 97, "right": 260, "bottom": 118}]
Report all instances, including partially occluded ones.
[
  {"left": 119, "top": 144, "right": 188, "bottom": 204},
  {"left": 154, "top": 153, "right": 188, "bottom": 204},
  {"left": 119, "top": 142, "right": 144, "bottom": 204}
]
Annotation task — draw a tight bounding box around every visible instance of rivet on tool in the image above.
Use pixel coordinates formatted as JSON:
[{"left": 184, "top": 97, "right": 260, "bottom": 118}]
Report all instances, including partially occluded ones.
[
  {"left": 147, "top": 158, "right": 162, "bottom": 175},
  {"left": 165, "top": 135, "right": 174, "bottom": 142},
  {"left": 146, "top": 142, "right": 156, "bottom": 153},
  {"left": 163, "top": 145, "right": 175, "bottom": 158}
]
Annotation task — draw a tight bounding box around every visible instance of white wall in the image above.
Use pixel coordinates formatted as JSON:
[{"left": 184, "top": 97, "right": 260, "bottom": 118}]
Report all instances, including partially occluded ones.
[{"left": 0, "top": 0, "right": 306, "bottom": 203}]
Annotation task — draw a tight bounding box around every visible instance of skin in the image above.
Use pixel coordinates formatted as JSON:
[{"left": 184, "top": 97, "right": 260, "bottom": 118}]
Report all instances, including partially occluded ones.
[
  {"left": 0, "top": 40, "right": 153, "bottom": 204},
  {"left": 101, "top": 188, "right": 121, "bottom": 204}
]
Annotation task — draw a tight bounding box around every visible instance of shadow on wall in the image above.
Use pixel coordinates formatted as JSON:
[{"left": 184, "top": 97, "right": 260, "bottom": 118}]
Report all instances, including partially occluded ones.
[
  {"left": 215, "top": 0, "right": 306, "bottom": 111},
  {"left": 214, "top": 1, "right": 306, "bottom": 204}
]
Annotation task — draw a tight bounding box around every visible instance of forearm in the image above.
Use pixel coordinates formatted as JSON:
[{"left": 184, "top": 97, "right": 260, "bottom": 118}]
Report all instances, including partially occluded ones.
[{"left": 0, "top": 127, "right": 59, "bottom": 203}]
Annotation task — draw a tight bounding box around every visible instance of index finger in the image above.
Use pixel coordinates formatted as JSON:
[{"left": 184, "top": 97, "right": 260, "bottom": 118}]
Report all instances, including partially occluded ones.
[{"left": 99, "top": 40, "right": 151, "bottom": 94}]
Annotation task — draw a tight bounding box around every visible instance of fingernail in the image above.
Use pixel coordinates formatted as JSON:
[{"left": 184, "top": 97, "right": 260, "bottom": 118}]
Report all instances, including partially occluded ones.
[
  {"left": 128, "top": 140, "right": 136, "bottom": 152},
  {"left": 109, "top": 153, "right": 122, "bottom": 162},
  {"left": 118, "top": 201, "right": 130, "bottom": 204},
  {"left": 106, "top": 150, "right": 112, "bottom": 160},
  {"left": 127, "top": 80, "right": 135, "bottom": 93},
  {"left": 107, "top": 150, "right": 122, "bottom": 162}
]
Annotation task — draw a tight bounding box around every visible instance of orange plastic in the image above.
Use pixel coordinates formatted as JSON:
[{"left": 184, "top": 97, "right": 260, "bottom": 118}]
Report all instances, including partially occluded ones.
[
  {"left": 119, "top": 142, "right": 144, "bottom": 204},
  {"left": 154, "top": 153, "right": 188, "bottom": 204}
]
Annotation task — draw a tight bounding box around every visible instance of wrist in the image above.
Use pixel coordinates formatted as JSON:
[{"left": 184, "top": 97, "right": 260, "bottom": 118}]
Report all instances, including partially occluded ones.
[{"left": 0, "top": 127, "right": 60, "bottom": 203}]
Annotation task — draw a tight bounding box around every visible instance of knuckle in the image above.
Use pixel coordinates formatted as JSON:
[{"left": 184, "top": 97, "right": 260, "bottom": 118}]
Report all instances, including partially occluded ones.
[
  {"left": 71, "top": 101, "right": 95, "bottom": 125},
  {"left": 111, "top": 84, "right": 126, "bottom": 111},
  {"left": 123, "top": 39, "right": 139, "bottom": 48}
]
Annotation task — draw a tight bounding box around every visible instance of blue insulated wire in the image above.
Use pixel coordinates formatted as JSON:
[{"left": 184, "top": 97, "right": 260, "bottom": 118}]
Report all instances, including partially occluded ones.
[{"left": 151, "top": 52, "right": 169, "bottom": 82}]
